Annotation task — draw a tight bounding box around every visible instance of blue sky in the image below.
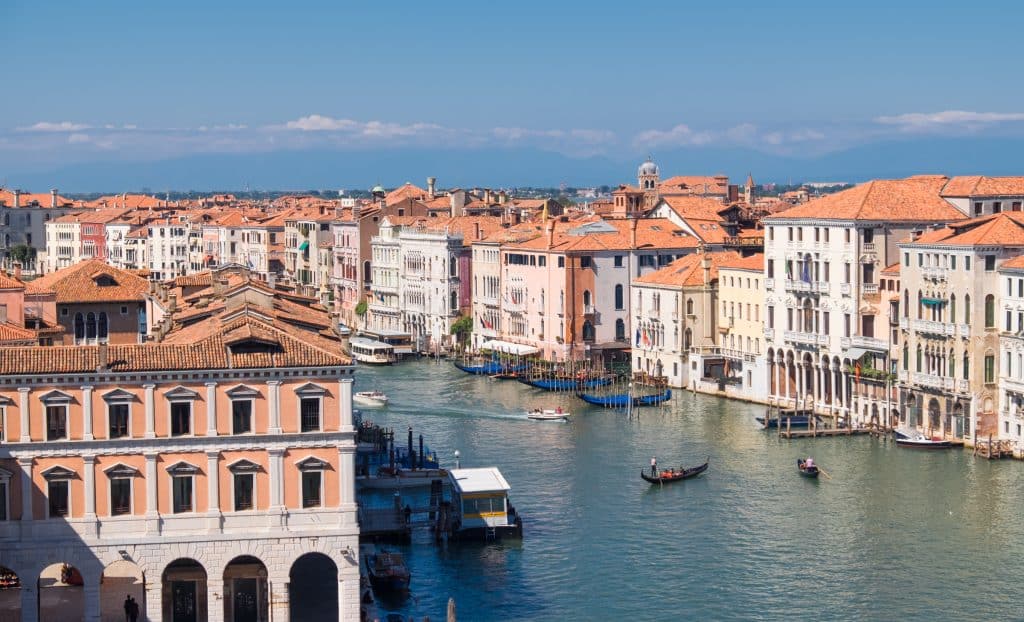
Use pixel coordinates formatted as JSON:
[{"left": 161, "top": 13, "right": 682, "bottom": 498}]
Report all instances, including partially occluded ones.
[{"left": 2, "top": 0, "right": 1024, "bottom": 185}]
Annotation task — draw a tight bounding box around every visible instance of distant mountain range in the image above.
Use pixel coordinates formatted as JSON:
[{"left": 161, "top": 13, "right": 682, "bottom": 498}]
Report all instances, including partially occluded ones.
[{"left": 7, "top": 136, "right": 1024, "bottom": 193}]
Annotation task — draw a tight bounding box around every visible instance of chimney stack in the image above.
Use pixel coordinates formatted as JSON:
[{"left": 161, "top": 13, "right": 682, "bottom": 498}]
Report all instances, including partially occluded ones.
[
  {"left": 97, "top": 342, "right": 109, "bottom": 372},
  {"left": 427, "top": 177, "right": 437, "bottom": 198},
  {"left": 50, "top": 189, "right": 58, "bottom": 208},
  {"left": 473, "top": 221, "right": 481, "bottom": 241},
  {"left": 168, "top": 293, "right": 178, "bottom": 313},
  {"left": 702, "top": 251, "right": 712, "bottom": 285},
  {"left": 13, "top": 261, "right": 21, "bottom": 281},
  {"left": 546, "top": 219, "right": 555, "bottom": 249},
  {"left": 630, "top": 218, "right": 638, "bottom": 248},
  {"left": 12, "top": 190, "right": 20, "bottom": 209}
]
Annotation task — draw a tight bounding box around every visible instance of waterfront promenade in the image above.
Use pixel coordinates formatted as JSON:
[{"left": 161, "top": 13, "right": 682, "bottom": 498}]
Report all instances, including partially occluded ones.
[{"left": 357, "top": 359, "right": 1024, "bottom": 621}]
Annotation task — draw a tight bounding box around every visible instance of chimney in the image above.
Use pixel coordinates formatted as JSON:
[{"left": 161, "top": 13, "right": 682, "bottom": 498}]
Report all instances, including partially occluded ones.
[
  {"left": 122, "top": 192, "right": 127, "bottom": 209},
  {"left": 484, "top": 189, "right": 493, "bottom": 204},
  {"left": 473, "top": 221, "right": 481, "bottom": 241},
  {"left": 498, "top": 191, "right": 507, "bottom": 205},
  {"left": 630, "top": 218, "right": 638, "bottom": 248},
  {"left": 12, "top": 189, "right": 20, "bottom": 209},
  {"left": 97, "top": 342, "right": 109, "bottom": 372},
  {"left": 12, "top": 261, "right": 21, "bottom": 281},
  {"left": 427, "top": 177, "right": 437, "bottom": 198},
  {"left": 702, "top": 251, "right": 712, "bottom": 285},
  {"left": 546, "top": 219, "right": 555, "bottom": 249},
  {"left": 168, "top": 293, "right": 178, "bottom": 313},
  {"left": 50, "top": 189, "right": 58, "bottom": 208}
]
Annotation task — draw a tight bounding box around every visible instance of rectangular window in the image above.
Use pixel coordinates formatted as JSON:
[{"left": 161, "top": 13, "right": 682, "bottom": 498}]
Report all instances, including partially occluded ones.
[
  {"left": 48, "top": 480, "right": 69, "bottom": 517},
  {"left": 172, "top": 476, "right": 193, "bottom": 513},
  {"left": 767, "top": 260, "right": 775, "bottom": 279},
  {"left": 768, "top": 226, "right": 774, "bottom": 241},
  {"left": 232, "top": 400, "right": 252, "bottom": 435},
  {"left": 768, "top": 306, "right": 774, "bottom": 329},
  {"left": 965, "top": 256, "right": 971, "bottom": 271},
  {"left": 46, "top": 405, "right": 67, "bottom": 441},
  {"left": 951, "top": 256, "right": 956, "bottom": 270},
  {"left": 993, "top": 201, "right": 1002, "bottom": 213},
  {"left": 788, "top": 227, "right": 793, "bottom": 241},
  {"left": 844, "top": 263, "right": 851, "bottom": 283},
  {"left": 823, "top": 262, "right": 830, "bottom": 281},
  {"left": 823, "top": 229, "right": 830, "bottom": 242},
  {"left": 985, "top": 355, "right": 995, "bottom": 384},
  {"left": 985, "top": 255, "right": 996, "bottom": 271},
  {"left": 234, "top": 473, "right": 254, "bottom": 511},
  {"left": 974, "top": 202, "right": 983, "bottom": 216},
  {"left": 844, "top": 229, "right": 851, "bottom": 244},
  {"left": 539, "top": 256, "right": 546, "bottom": 267},
  {"left": 822, "top": 312, "right": 830, "bottom": 335},
  {"left": 918, "top": 253, "right": 923, "bottom": 267},
  {"left": 300, "top": 398, "right": 321, "bottom": 432},
  {"left": 1014, "top": 201, "right": 1023, "bottom": 212},
  {"left": 614, "top": 255, "right": 624, "bottom": 267},
  {"left": 109, "top": 403, "right": 129, "bottom": 439},
  {"left": 110, "top": 478, "right": 131, "bottom": 516},
  {"left": 797, "top": 228, "right": 803, "bottom": 241},
  {"left": 0, "top": 482, "right": 6, "bottom": 521},
  {"left": 580, "top": 256, "right": 592, "bottom": 268},
  {"left": 844, "top": 314, "right": 851, "bottom": 338},
  {"left": 170, "top": 402, "right": 191, "bottom": 436},
  {"left": 787, "top": 308, "right": 793, "bottom": 330},
  {"left": 302, "top": 471, "right": 322, "bottom": 508},
  {"left": 1008, "top": 311, "right": 1013, "bottom": 331}
]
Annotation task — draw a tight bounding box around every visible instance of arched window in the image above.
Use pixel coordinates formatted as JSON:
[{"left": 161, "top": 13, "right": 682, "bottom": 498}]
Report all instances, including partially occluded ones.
[
  {"left": 615, "top": 319, "right": 625, "bottom": 341},
  {"left": 614, "top": 284, "right": 624, "bottom": 310},
  {"left": 903, "top": 343, "right": 909, "bottom": 370},
  {"left": 74, "top": 313, "right": 85, "bottom": 340},
  {"left": 964, "top": 294, "right": 971, "bottom": 324},
  {"left": 916, "top": 344, "right": 922, "bottom": 372},
  {"left": 686, "top": 298, "right": 694, "bottom": 315},
  {"left": 450, "top": 291, "right": 458, "bottom": 312},
  {"left": 904, "top": 289, "right": 909, "bottom": 318},
  {"left": 582, "top": 290, "right": 592, "bottom": 308},
  {"left": 683, "top": 328, "right": 692, "bottom": 350},
  {"left": 86, "top": 312, "right": 97, "bottom": 340},
  {"left": 98, "top": 312, "right": 108, "bottom": 339},
  {"left": 985, "top": 294, "right": 995, "bottom": 327},
  {"left": 963, "top": 352, "right": 970, "bottom": 380},
  {"left": 917, "top": 290, "right": 923, "bottom": 319},
  {"left": 582, "top": 320, "right": 595, "bottom": 342},
  {"left": 949, "top": 294, "right": 956, "bottom": 324}
]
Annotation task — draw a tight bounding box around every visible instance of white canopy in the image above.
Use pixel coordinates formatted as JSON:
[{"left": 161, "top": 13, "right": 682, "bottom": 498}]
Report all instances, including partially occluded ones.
[
  {"left": 479, "top": 340, "right": 539, "bottom": 356},
  {"left": 448, "top": 467, "right": 511, "bottom": 494}
]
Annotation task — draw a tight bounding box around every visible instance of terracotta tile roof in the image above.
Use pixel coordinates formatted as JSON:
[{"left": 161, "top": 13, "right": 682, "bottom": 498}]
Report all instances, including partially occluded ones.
[
  {"left": 0, "top": 322, "right": 36, "bottom": 345},
  {"left": 768, "top": 176, "right": 963, "bottom": 222},
  {"left": 943, "top": 176, "right": 1024, "bottom": 197},
  {"left": 0, "top": 315, "right": 348, "bottom": 376},
  {"left": 718, "top": 253, "right": 764, "bottom": 271},
  {"left": 908, "top": 212, "right": 1024, "bottom": 247},
  {"left": 85, "top": 194, "right": 165, "bottom": 209},
  {"left": 504, "top": 217, "right": 700, "bottom": 252},
  {"left": 0, "top": 272, "right": 24, "bottom": 290},
  {"left": 634, "top": 251, "right": 741, "bottom": 287},
  {"left": 173, "top": 272, "right": 214, "bottom": 288},
  {"left": 658, "top": 175, "right": 730, "bottom": 196},
  {"left": 656, "top": 196, "right": 728, "bottom": 221},
  {"left": 0, "top": 188, "right": 74, "bottom": 207},
  {"left": 26, "top": 260, "right": 149, "bottom": 303},
  {"left": 385, "top": 183, "right": 429, "bottom": 205},
  {"left": 999, "top": 254, "right": 1024, "bottom": 272},
  {"left": 881, "top": 262, "right": 901, "bottom": 275}
]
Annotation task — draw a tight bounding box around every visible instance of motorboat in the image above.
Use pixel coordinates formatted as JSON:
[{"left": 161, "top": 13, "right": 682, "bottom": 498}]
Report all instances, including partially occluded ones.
[
  {"left": 365, "top": 551, "right": 410, "bottom": 592},
  {"left": 526, "top": 408, "right": 571, "bottom": 421},
  {"left": 894, "top": 429, "right": 958, "bottom": 449},
  {"left": 354, "top": 391, "right": 389, "bottom": 407}
]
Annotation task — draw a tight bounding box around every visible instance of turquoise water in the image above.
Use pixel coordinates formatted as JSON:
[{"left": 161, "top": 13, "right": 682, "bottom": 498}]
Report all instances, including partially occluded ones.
[{"left": 355, "top": 360, "right": 1024, "bottom": 621}]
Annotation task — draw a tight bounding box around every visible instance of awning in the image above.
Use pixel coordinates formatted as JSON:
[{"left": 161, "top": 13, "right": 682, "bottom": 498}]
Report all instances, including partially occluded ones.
[
  {"left": 299, "top": 240, "right": 310, "bottom": 251},
  {"left": 479, "top": 340, "right": 540, "bottom": 356},
  {"left": 846, "top": 347, "right": 868, "bottom": 360},
  {"left": 921, "top": 297, "right": 945, "bottom": 305}
]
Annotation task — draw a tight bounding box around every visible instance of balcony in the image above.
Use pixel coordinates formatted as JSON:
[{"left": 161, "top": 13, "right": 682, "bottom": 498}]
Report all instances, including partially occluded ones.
[
  {"left": 850, "top": 335, "right": 888, "bottom": 351},
  {"left": 912, "top": 372, "right": 954, "bottom": 391},
  {"left": 898, "top": 369, "right": 908, "bottom": 382},
  {"left": 784, "top": 331, "right": 827, "bottom": 346},
  {"left": 765, "top": 277, "right": 775, "bottom": 289},
  {"left": 764, "top": 327, "right": 775, "bottom": 340},
  {"left": 784, "top": 280, "right": 828, "bottom": 294},
  {"left": 841, "top": 283, "right": 851, "bottom": 296},
  {"left": 922, "top": 266, "right": 948, "bottom": 281},
  {"left": 956, "top": 379, "right": 970, "bottom": 393},
  {"left": 862, "top": 242, "right": 876, "bottom": 253},
  {"left": 958, "top": 324, "right": 972, "bottom": 338},
  {"left": 583, "top": 304, "right": 597, "bottom": 315},
  {"left": 862, "top": 283, "right": 879, "bottom": 295},
  {"left": 912, "top": 319, "right": 955, "bottom": 336}
]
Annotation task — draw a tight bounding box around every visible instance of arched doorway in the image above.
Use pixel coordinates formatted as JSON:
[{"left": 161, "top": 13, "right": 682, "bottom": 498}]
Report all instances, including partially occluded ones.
[
  {"left": 289, "top": 553, "right": 337, "bottom": 622},
  {"left": 162, "top": 558, "right": 207, "bottom": 622},
  {"left": 223, "top": 556, "right": 267, "bottom": 622},
  {"left": 38, "top": 562, "right": 84, "bottom": 622},
  {"left": 927, "top": 398, "right": 941, "bottom": 433},
  {"left": 101, "top": 560, "right": 144, "bottom": 622},
  {"left": 953, "top": 402, "right": 966, "bottom": 438},
  {"left": 0, "top": 566, "right": 21, "bottom": 622}
]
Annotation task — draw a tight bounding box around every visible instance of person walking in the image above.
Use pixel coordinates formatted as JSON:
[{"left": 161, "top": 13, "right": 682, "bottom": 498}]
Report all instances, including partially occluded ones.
[
  {"left": 128, "top": 596, "right": 139, "bottom": 622},
  {"left": 124, "top": 595, "right": 132, "bottom": 622}
]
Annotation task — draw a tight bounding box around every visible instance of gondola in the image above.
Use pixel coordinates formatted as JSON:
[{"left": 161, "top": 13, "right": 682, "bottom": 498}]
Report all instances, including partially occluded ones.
[
  {"left": 640, "top": 459, "right": 709, "bottom": 484},
  {"left": 520, "top": 377, "right": 613, "bottom": 391},
  {"left": 755, "top": 415, "right": 812, "bottom": 428},
  {"left": 454, "top": 361, "right": 527, "bottom": 376},
  {"left": 797, "top": 458, "right": 820, "bottom": 478},
  {"left": 577, "top": 389, "right": 673, "bottom": 408}
]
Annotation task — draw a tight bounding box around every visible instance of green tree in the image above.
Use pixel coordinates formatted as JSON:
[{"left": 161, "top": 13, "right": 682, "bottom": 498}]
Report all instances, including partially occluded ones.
[
  {"left": 7, "top": 244, "right": 36, "bottom": 265},
  {"left": 354, "top": 300, "right": 368, "bottom": 316},
  {"left": 450, "top": 315, "right": 473, "bottom": 346}
]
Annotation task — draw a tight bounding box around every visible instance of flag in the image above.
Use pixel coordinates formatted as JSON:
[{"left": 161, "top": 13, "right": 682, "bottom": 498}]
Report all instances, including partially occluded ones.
[
  {"left": 635, "top": 329, "right": 641, "bottom": 347},
  {"left": 801, "top": 256, "right": 811, "bottom": 283},
  {"left": 855, "top": 361, "right": 861, "bottom": 380}
]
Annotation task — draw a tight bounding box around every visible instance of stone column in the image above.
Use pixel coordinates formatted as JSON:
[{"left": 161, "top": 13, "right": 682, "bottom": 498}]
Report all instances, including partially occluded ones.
[
  {"left": 205, "top": 382, "right": 218, "bottom": 437},
  {"left": 83, "top": 573, "right": 101, "bottom": 622},
  {"left": 339, "top": 550, "right": 360, "bottom": 622},
  {"left": 268, "top": 448, "right": 285, "bottom": 528},
  {"left": 206, "top": 450, "right": 221, "bottom": 531},
  {"left": 20, "top": 584, "right": 38, "bottom": 622},
  {"left": 83, "top": 454, "right": 96, "bottom": 517},
  {"left": 269, "top": 576, "right": 290, "bottom": 622},
  {"left": 267, "top": 381, "right": 282, "bottom": 435},
  {"left": 143, "top": 384, "right": 156, "bottom": 438},
  {"left": 81, "top": 385, "right": 94, "bottom": 441},
  {"left": 339, "top": 446, "right": 356, "bottom": 524},
  {"left": 796, "top": 362, "right": 804, "bottom": 409},
  {"left": 18, "top": 456, "right": 32, "bottom": 521},
  {"left": 813, "top": 364, "right": 821, "bottom": 412},
  {"left": 206, "top": 576, "right": 225, "bottom": 622},
  {"left": 144, "top": 452, "right": 159, "bottom": 533},
  {"left": 18, "top": 387, "right": 30, "bottom": 442},
  {"left": 338, "top": 378, "right": 354, "bottom": 431}
]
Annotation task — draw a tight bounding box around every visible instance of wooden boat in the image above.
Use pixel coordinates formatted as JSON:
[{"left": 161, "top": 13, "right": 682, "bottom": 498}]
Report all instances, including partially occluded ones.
[
  {"left": 577, "top": 389, "right": 673, "bottom": 408},
  {"left": 520, "top": 376, "right": 612, "bottom": 391},
  {"left": 526, "top": 408, "right": 570, "bottom": 421},
  {"left": 640, "top": 459, "right": 709, "bottom": 484},
  {"left": 490, "top": 372, "right": 520, "bottom": 380},
  {"left": 797, "top": 458, "right": 820, "bottom": 478},
  {"left": 454, "top": 360, "right": 527, "bottom": 376},
  {"left": 354, "top": 391, "right": 389, "bottom": 407},
  {"left": 365, "top": 551, "right": 410, "bottom": 592},
  {"left": 756, "top": 415, "right": 813, "bottom": 428},
  {"left": 894, "top": 430, "right": 957, "bottom": 449}
]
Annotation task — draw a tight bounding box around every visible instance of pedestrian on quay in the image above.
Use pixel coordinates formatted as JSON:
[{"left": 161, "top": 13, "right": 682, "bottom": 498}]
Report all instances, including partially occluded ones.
[{"left": 123, "top": 595, "right": 132, "bottom": 622}]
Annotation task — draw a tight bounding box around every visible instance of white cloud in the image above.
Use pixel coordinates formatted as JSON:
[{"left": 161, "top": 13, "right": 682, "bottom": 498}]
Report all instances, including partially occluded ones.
[
  {"left": 18, "top": 121, "right": 91, "bottom": 132},
  {"left": 284, "top": 115, "right": 361, "bottom": 131},
  {"left": 67, "top": 133, "right": 91, "bottom": 144},
  {"left": 875, "top": 110, "right": 1024, "bottom": 129}
]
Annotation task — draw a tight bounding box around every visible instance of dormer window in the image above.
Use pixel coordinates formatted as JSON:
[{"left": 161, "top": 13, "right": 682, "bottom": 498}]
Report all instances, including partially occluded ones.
[{"left": 94, "top": 274, "right": 118, "bottom": 287}]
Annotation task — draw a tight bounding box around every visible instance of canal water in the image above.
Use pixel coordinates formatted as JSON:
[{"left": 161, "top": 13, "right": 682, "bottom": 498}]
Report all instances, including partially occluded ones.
[{"left": 355, "top": 360, "right": 1024, "bottom": 621}]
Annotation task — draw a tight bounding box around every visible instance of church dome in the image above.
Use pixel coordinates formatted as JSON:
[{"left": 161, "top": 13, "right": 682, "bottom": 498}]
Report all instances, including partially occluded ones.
[{"left": 638, "top": 157, "right": 658, "bottom": 177}]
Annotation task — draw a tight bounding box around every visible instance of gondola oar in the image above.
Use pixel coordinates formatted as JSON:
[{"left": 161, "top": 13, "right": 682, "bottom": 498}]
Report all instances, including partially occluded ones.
[{"left": 816, "top": 467, "right": 833, "bottom": 480}]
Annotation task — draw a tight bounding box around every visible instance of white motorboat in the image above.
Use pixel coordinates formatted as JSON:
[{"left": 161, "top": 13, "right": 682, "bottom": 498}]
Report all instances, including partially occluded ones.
[
  {"left": 526, "top": 408, "right": 571, "bottom": 422},
  {"left": 354, "top": 391, "right": 390, "bottom": 407},
  {"left": 894, "top": 429, "right": 957, "bottom": 449}
]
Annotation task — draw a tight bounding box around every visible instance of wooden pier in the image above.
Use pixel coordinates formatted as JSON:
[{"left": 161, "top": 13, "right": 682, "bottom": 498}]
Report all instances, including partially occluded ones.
[{"left": 780, "top": 427, "right": 871, "bottom": 439}]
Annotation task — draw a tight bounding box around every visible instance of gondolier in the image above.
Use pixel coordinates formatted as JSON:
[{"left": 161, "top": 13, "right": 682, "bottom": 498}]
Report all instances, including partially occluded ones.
[{"left": 650, "top": 457, "right": 657, "bottom": 476}]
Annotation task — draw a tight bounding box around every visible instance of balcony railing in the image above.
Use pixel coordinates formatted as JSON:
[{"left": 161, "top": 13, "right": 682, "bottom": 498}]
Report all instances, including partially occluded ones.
[
  {"left": 765, "top": 278, "right": 775, "bottom": 289},
  {"left": 862, "top": 242, "right": 877, "bottom": 253},
  {"left": 862, "top": 283, "right": 879, "bottom": 295},
  {"left": 922, "top": 266, "right": 948, "bottom": 281},
  {"left": 850, "top": 335, "right": 888, "bottom": 351},
  {"left": 785, "top": 280, "right": 828, "bottom": 293},
  {"left": 764, "top": 327, "right": 775, "bottom": 340},
  {"left": 784, "top": 331, "right": 827, "bottom": 346},
  {"left": 912, "top": 319, "right": 955, "bottom": 336},
  {"left": 912, "top": 372, "right": 954, "bottom": 391},
  {"left": 959, "top": 324, "right": 972, "bottom": 338},
  {"left": 956, "top": 379, "right": 970, "bottom": 393},
  {"left": 583, "top": 304, "right": 597, "bottom": 315}
]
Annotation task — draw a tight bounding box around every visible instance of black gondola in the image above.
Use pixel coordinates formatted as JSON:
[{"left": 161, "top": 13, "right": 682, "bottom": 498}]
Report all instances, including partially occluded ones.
[
  {"left": 640, "top": 459, "right": 709, "bottom": 484},
  {"left": 797, "top": 458, "right": 820, "bottom": 478}
]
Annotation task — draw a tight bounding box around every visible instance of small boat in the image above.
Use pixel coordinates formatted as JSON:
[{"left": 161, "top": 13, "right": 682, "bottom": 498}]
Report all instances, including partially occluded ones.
[
  {"left": 490, "top": 372, "right": 520, "bottom": 380},
  {"left": 577, "top": 389, "right": 673, "bottom": 408},
  {"left": 354, "top": 391, "right": 389, "bottom": 407},
  {"left": 520, "top": 377, "right": 613, "bottom": 391},
  {"left": 366, "top": 551, "right": 410, "bottom": 592},
  {"left": 526, "top": 408, "right": 571, "bottom": 421},
  {"left": 755, "top": 415, "right": 812, "bottom": 428},
  {"left": 455, "top": 360, "right": 527, "bottom": 376},
  {"left": 640, "top": 459, "right": 709, "bottom": 484},
  {"left": 797, "top": 458, "right": 820, "bottom": 478},
  {"left": 894, "top": 430, "right": 958, "bottom": 449}
]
